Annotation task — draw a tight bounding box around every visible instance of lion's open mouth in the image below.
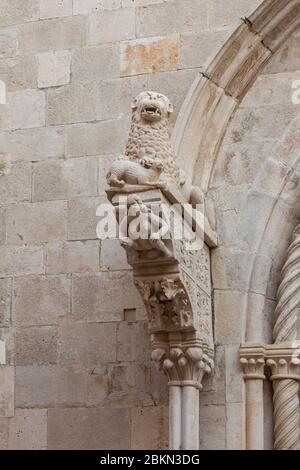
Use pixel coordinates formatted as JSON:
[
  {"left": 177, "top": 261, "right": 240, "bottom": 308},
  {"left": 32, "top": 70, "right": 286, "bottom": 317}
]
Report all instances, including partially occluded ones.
[{"left": 141, "top": 105, "right": 161, "bottom": 121}]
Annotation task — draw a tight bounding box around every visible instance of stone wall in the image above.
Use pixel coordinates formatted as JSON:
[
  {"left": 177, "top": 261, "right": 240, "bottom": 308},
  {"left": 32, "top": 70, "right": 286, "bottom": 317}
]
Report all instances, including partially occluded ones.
[{"left": 0, "top": 0, "right": 289, "bottom": 450}]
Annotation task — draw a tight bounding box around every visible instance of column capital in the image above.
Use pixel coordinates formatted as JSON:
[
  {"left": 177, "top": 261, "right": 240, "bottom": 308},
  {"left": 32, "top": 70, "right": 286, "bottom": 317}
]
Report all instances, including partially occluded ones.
[
  {"left": 266, "top": 344, "right": 300, "bottom": 381},
  {"left": 240, "top": 344, "right": 266, "bottom": 379}
]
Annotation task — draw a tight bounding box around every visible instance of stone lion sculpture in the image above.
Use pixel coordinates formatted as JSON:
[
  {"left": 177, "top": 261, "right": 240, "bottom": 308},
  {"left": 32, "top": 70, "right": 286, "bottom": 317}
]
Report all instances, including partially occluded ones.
[
  {"left": 107, "top": 91, "right": 183, "bottom": 189},
  {"left": 106, "top": 90, "right": 204, "bottom": 207}
]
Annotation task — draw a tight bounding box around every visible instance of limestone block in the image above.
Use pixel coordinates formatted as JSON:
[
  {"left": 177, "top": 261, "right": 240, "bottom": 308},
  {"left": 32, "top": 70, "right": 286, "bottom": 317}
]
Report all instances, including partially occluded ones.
[
  {"left": 226, "top": 104, "right": 299, "bottom": 145},
  {"left": 0, "top": 162, "right": 31, "bottom": 203},
  {"left": 208, "top": 0, "right": 262, "bottom": 29},
  {"left": 0, "top": 366, "right": 14, "bottom": 417},
  {"left": 15, "top": 326, "right": 58, "bottom": 366},
  {"left": 9, "top": 89, "right": 45, "bottom": 129},
  {"left": 68, "top": 196, "right": 101, "bottom": 240},
  {"left": 48, "top": 408, "right": 130, "bottom": 449},
  {"left": 0, "top": 418, "right": 8, "bottom": 449},
  {"left": 0, "top": 127, "right": 64, "bottom": 163},
  {"left": 45, "top": 240, "right": 100, "bottom": 274},
  {"left": 226, "top": 402, "right": 245, "bottom": 450},
  {"left": 86, "top": 364, "right": 108, "bottom": 406},
  {"left": 13, "top": 275, "right": 70, "bottom": 326},
  {"left": 0, "top": 28, "right": 17, "bottom": 59},
  {"left": 225, "top": 345, "right": 244, "bottom": 403},
  {"left": 0, "top": 0, "right": 39, "bottom": 27},
  {"left": 32, "top": 158, "right": 98, "bottom": 202},
  {"left": 73, "top": 0, "right": 102, "bottom": 15},
  {"left": 40, "top": 0, "right": 72, "bottom": 19},
  {"left": 8, "top": 409, "right": 47, "bottom": 450},
  {"left": 72, "top": 44, "right": 119, "bottom": 82},
  {"left": 211, "top": 247, "right": 254, "bottom": 291},
  {"left": 0, "top": 207, "right": 5, "bottom": 244},
  {"left": 18, "top": 16, "right": 87, "bottom": 54},
  {"left": 180, "top": 30, "right": 232, "bottom": 70},
  {"left": 72, "top": 271, "right": 145, "bottom": 322},
  {"left": 120, "top": 35, "right": 180, "bottom": 77},
  {"left": 214, "top": 290, "right": 245, "bottom": 344},
  {"left": 131, "top": 406, "right": 168, "bottom": 450},
  {"left": 0, "top": 55, "right": 37, "bottom": 92},
  {"left": 117, "top": 321, "right": 151, "bottom": 363},
  {"left": 65, "top": 121, "right": 128, "bottom": 157},
  {"left": 47, "top": 81, "right": 98, "bottom": 125},
  {"left": 242, "top": 71, "right": 300, "bottom": 107},
  {"left": 16, "top": 365, "right": 87, "bottom": 407},
  {"left": 100, "top": 239, "right": 130, "bottom": 271},
  {"left": 38, "top": 50, "right": 71, "bottom": 88},
  {"left": 6, "top": 200, "right": 67, "bottom": 245},
  {"left": 136, "top": 0, "right": 208, "bottom": 37},
  {"left": 0, "top": 340, "right": 5, "bottom": 364},
  {"left": 58, "top": 321, "right": 117, "bottom": 371},
  {"left": 89, "top": 8, "right": 135, "bottom": 45},
  {"left": 96, "top": 76, "right": 148, "bottom": 121},
  {"left": 200, "top": 345, "right": 226, "bottom": 405},
  {"left": 98, "top": 155, "right": 116, "bottom": 195},
  {"left": 123, "top": 0, "right": 171, "bottom": 5},
  {"left": 245, "top": 292, "right": 267, "bottom": 343},
  {"left": 73, "top": 0, "right": 122, "bottom": 14},
  {"left": 199, "top": 405, "right": 226, "bottom": 450},
  {"left": 0, "top": 247, "right": 44, "bottom": 277},
  {"left": 0, "top": 328, "right": 14, "bottom": 366}
]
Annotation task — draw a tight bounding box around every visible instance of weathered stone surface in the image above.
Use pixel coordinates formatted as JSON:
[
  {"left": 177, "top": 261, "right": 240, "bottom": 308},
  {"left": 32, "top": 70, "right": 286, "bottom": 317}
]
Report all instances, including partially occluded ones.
[
  {"left": 0, "top": 28, "right": 17, "bottom": 59},
  {"left": 38, "top": 50, "right": 71, "bottom": 88},
  {"left": 96, "top": 76, "right": 148, "bottom": 121},
  {"left": 0, "top": 278, "right": 11, "bottom": 327},
  {"left": 0, "top": 162, "right": 31, "bottom": 203},
  {"left": 32, "top": 158, "right": 98, "bottom": 202},
  {"left": 0, "top": 127, "right": 64, "bottom": 163},
  {"left": 208, "top": 0, "right": 262, "bottom": 29},
  {"left": 0, "top": 417, "right": 8, "bottom": 449},
  {"left": 16, "top": 365, "right": 87, "bottom": 407},
  {"left": 131, "top": 406, "right": 168, "bottom": 450},
  {"left": 0, "top": 366, "right": 14, "bottom": 417},
  {"left": 121, "top": 35, "right": 180, "bottom": 77},
  {"left": 65, "top": 121, "right": 128, "bottom": 157},
  {"left": 100, "top": 239, "right": 130, "bottom": 271},
  {"left": 89, "top": 7, "right": 135, "bottom": 45},
  {"left": 225, "top": 345, "right": 244, "bottom": 403},
  {"left": 0, "top": 0, "right": 39, "bottom": 27},
  {"left": 68, "top": 196, "right": 101, "bottom": 240},
  {"left": 40, "top": 0, "right": 72, "bottom": 19},
  {"left": 226, "top": 402, "right": 245, "bottom": 450},
  {"left": 72, "top": 271, "right": 145, "bottom": 322},
  {"left": 18, "top": 16, "right": 87, "bottom": 53},
  {"left": 214, "top": 290, "right": 245, "bottom": 345},
  {"left": 45, "top": 240, "right": 100, "bottom": 274},
  {"left": 6, "top": 201, "right": 67, "bottom": 245},
  {"left": 180, "top": 29, "right": 231, "bottom": 69},
  {"left": 15, "top": 326, "right": 58, "bottom": 365},
  {"left": 136, "top": 0, "right": 208, "bottom": 37},
  {"left": 8, "top": 409, "right": 47, "bottom": 450},
  {"left": 72, "top": 44, "right": 120, "bottom": 82},
  {"left": 13, "top": 275, "right": 70, "bottom": 326},
  {"left": 117, "top": 321, "right": 150, "bottom": 363},
  {"left": 48, "top": 408, "right": 130, "bottom": 449},
  {"left": 58, "top": 321, "right": 117, "bottom": 371},
  {"left": 73, "top": 0, "right": 102, "bottom": 15},
  {"left": 9, "top": 89, "right": 45, "bottom": 129},
  {"left": 0, "top": 55, "right": 37, "bottom": 92},
  {"left": 47, "top": 81, "right": 98, "bottom": 125},
  {"left": 199, "top": 405, "right": 226, "bottom": 450},
  {"left": 0, "top": 246, "right": 44, "bottom": 277}
]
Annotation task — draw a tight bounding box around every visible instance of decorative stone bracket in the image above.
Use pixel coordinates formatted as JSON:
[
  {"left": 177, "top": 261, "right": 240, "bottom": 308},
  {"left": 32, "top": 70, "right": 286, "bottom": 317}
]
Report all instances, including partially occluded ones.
[{"left": 106, "top": 186, "right": 217, "bottom": 449}]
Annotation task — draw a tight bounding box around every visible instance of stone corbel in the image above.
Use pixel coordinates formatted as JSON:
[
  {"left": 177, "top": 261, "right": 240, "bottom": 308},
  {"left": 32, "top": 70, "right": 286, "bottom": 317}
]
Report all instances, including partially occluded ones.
[{"left": 107, "top": 186, "right": 216, "bottom": 450}]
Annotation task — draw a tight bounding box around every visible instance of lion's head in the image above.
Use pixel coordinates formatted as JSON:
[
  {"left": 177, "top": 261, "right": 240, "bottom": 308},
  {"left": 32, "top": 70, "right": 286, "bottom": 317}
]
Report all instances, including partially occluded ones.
[{"left": 131, "top": 91, "right": 173, "bottom": 123}]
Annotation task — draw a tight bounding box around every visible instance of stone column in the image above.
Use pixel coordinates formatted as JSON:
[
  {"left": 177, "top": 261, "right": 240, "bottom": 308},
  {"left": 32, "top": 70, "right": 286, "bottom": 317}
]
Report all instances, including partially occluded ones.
[
  {"left": 240, "top": 345, "right": 266, "bottom": 450},
  {"left": 266, "top": 345, "right": 300, "bottom": 450}
]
